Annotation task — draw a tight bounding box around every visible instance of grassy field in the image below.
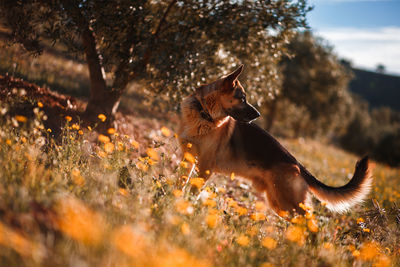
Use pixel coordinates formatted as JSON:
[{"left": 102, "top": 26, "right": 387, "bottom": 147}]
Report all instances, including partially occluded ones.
[
  {"left": 0, "top": 104, "right": 399, "bottom": 267},
  {"left": 1, "top": 38, "right": 400, "bottom": 267}
]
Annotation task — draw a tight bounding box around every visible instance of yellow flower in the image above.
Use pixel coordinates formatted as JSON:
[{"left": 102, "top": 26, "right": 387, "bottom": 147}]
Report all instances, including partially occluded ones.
[
  {"left": 161, "top": 126, "right": 171, "bottom": 137},
  {"left": 97, "top": 114, "right": 106, "bottom": 122},
  {"left": 184, "top": 152, "right": 196, "bottom": 164},
  {"left": 65, "top": 115, "right": 72, "bottom": 122},
  {"left": 71, "top": 169, "right": 85, "bottom": 186},
  {"left": 262, "top": 237, "right": 277, "bottom": 250},
  {"left": 56, "top": 197, "right": 105, "bottom": 246},
  {"left": 175, "top": 200, "right": 193, "bottom": 215},
  {"left": 107, "top": 128, "right": 116, "bottom": 135},
  {"left": 15, "top": 115, "right": 27, "bottom": 123},
  {"left": 173, "top": 189, "right": 183, "bottom": 198},
  {"left": 285, "top": 225, "right": 305, "bottom": 246},
  {"left": 250, "top": 212, "right": 266, "bottom": 221},
  {"left": 78, "top": 130, "right": 83, "bottom": 135},
  {"left": 104, "top": 142, "right": 115, "bottom": 153},
  {"left": 307, "top": 218, "right": 318, "bottom": 233},
  {"left": 181, "top": 223, "right": 190, "bottom": 235},
  {"left": 131, "top": 140, "right": 139, "bottom": 149},
  {"left": 186, "top": 142, "right": 192, "bottom": 148},
  {"left": 47, "top": 128, "right": 52, "bottom": 133},
  {"left": 190, "top": 177, "right": 205, "bottom": 189},
  {"left": 146, "top": 148, "right": 160, "bottom": 161},
  {"left": 37, "top": 101, "right": 43, "bottom": 108},
  {"left": 205, "top": 213, "right": 219, "bottom": 228},
  {"left": 363, "top": 228, "right": 370, "bottom": 233},
  {"left": 235, "top": 206, "right": 248, "bottom": 216},
  {"left": 119, "top": 188, "right": 128, "bottom": 196},
  {"left": 357, "top": 217, "right": 365, "bottom": 224},
  {"left": 98, "top": 134, "right": 110, "bottom": 143},
  {"left": 359, "top": 242, "right": 380, "bottom": 261},
  {"left": 236, "top": 235, "right": 250, "bottom": 247},
  {"left": 230, "top": 172, "right": 235, "bottom": 180},
  {"left": 136, "top": 161, "right": 148, "bottom": 172}
]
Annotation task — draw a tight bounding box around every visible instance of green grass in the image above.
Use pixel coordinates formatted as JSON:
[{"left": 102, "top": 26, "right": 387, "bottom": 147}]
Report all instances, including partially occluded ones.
[{"left": 0, "top": 105, "right": 399, "bottom": 267}]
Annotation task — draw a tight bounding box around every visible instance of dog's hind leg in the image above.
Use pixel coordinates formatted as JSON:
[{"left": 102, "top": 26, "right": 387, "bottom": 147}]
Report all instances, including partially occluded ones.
[{"left": 260, "top": 164, "right": 310, "bottom": 216}]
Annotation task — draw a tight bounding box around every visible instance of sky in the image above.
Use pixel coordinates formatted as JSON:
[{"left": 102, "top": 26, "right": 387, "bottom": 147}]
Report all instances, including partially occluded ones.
[{"left": 307, "top": 0, "right": 400, "bottom": 75}]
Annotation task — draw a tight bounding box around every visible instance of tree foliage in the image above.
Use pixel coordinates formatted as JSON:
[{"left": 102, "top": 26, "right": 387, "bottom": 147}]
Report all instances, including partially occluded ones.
[{"left": 0, "top": 0, "right": 310, "bottom": 119}]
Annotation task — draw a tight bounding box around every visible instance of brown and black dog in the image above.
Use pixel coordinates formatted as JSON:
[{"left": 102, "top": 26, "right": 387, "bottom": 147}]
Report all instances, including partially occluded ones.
[{"left": 179, "top": 65, "right": 372, "bottom": 216}]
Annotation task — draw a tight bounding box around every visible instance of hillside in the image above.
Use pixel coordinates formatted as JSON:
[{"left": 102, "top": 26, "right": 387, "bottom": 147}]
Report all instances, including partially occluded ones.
[{"left": 349, "top": 68, "right": 400, "bottom": 111}]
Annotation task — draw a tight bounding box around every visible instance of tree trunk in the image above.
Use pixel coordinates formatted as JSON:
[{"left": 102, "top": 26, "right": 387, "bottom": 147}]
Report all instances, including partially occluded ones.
[{"left": 81, "top": 26, "right": 122, "bottom": 126}]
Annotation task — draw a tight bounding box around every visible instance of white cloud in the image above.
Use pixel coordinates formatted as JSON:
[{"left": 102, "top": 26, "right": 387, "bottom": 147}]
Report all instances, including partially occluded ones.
[{"left": 314, "top": 27, "right": 400, "bottom": 74}]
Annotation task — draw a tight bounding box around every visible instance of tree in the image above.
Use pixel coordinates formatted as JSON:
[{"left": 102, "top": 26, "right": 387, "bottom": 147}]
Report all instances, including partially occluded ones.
[
  {"left": 265, "top": 31, "right": 353, "bottom": 137},
  {"left": 0, "top": 0, "right": 310, "bottom": 124}
]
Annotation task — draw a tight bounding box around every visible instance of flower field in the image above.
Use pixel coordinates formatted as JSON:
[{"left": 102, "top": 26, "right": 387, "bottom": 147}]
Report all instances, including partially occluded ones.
[{"left": 0, "top": 102, "right": 399, "bottom": 267}]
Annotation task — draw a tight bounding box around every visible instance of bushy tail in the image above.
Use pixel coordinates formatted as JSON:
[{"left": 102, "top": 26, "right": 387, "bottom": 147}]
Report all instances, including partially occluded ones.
[{"left": 300, "top": 156, "right": 373, "bottom": 213}]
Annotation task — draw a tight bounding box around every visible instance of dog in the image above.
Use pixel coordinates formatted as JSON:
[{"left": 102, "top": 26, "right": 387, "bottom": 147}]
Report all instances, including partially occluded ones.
[{"left": 178, "top": 64, "right": 373, "bottom": 216}]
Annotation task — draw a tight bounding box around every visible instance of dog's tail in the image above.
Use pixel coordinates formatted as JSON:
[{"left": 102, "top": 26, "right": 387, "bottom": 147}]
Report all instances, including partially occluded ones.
[{"left": 300, "top": 156, "right": 373, "bottom": 212}]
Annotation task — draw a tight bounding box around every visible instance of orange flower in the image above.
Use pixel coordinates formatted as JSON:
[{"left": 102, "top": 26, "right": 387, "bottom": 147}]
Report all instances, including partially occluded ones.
[
  {"left": 146, "top": 148, "right": 160, "bottom": 161},
  {"left": 71, "top": 169, "right": 85, "bottom": 186},
  {"left": 307, "top": 218, "right": 318, "bottom": 233},
  {"left": 359, "top": 242, "right": 380, "bottom": 261},
  {"left": 250, "top": 212, "right": 266, "bottom": 221},
  {"left": 285, "top": 225, "right": 305, "bottom": 246},
  {"left": 136, "top": 161, "right": 148, "bottom": 172},
  {"left": 131, "top": 140, "right": 139, "bottom": 149},
  {"left": 15, "top": 115, "right": 27, "bottom": 123},
  {"left": 71, "top": 123, "right": 80, "bottom": 130},
  {"left": 236, "top": 235, "right": 250, "bottom": 247},
  {"left": 65, "top": 115, "right": 72, "bottom": 122},
  {"left": 184, "top": 152, "right": 196, "bottom": 164},
  {"left": 205, "top": 213, "right": 219, "bottom": 228},
  {"left": 98, "top": 134, "right": 110, "bottom": 143},
  {"left": 190, "top": 177, "right": 205, "bottom": 189},
  {"left": 37, "top": 101, "right": 43, "bottom": 108},
  {"left": 104, "top": 142, "right": 115, "bottom": 153},
  {"left": 186, "top": 142, "right": 192, "bottom": 148},
  {"left": 161, "top": 126, "right": 171, "bottom": 137},
  {"left": 181, "top": 222, "right": 190, "bottom": 235},
  {"left": 107, "top": 128, "right": 116, "bottom": 135},
  {"left": 230, "top": 172, "right": 235, "bottom": 181},
  {"left": 97, "top": 114, "right": 106, "bottom": 122},
  {"left": 262, "top": 237, "right": 277, "bottom": 250},
  {"left": 235, "top": 206, "right": 248, "bottom": 216},
  {"left": 175, "top": 200, "right": 193, "bottom": 215},
  {"left": 173, "top": 189, "right": 183, "bottom": 198}
]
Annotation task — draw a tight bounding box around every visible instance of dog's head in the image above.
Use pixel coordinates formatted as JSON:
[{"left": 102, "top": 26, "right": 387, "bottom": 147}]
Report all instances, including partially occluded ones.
[{"left": 218, "top": 65, "right": 260, "bottom": 123}]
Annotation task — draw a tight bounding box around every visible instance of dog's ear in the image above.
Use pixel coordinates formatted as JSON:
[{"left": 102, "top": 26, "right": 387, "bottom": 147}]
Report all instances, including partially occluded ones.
[{"left": 224, "top": 64, "right": 244, "bottom": 85}]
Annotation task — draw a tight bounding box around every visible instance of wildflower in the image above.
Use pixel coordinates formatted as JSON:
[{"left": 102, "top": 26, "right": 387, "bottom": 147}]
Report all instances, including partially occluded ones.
[
  {"left": 186, "top": 142, "right": 192, "bottom": 148},
  {"left": 117, "top": 142, "right": 124, "bottom": 151},
  {"left": 15, "top": 115, "right": 27, "bottom": 123},
  {"left": 97, "top": 114, "right": 106, "bottom": 122},
  {"left": 65, "top": 115, "right": 72, "bottom": 122},
  {"left": 98, "top": 134, "right": 110, "bottom": 143},
  {"left": 56, "top": 197, "right": 105, "bottom": 245},
  {"left": 184, "top": 152, "right": 196, "bottom": 164},
  {"left": 97, "top": 150, "right": 107, "bottom": 158},
  {"left": 173, "top": 189, "right": 183, "bottom": 198},
  {"left": 323, "top": 242, "right": 333, "bottom": 251},
  {"left": 285, "top": 225, "right": 305, "bottom": 246},
  {"left": 357, "top": 217, "right": 365, "bottom": 224},
  {"left": 307, "top": 218, "right": 318, "bottom": 233},
  {"left": 146, "top": 148, "right": 160, "bottom": 161},
  {"left": 37, "top": 101, "right": 43, "bottom": 108},
  {"left": 190, "top": 177, "right": 205, "bottom": 189},
  {"left": 352, "top": 250, "right": 361, "bottom": 258},
  {"left": 175, "top": 200, "right": 194, "bottom": 215},
  {"left": 47, "top": 128, "right": 52, "bottom": 133},
  {"left": 180, "top": 161, "right": 188, "bottom": 168},
  {"left": 87, "top": 126, "right": 92, "bottom": 131},
  {"left": 161, "top": 126, "right": 171, "bottom": 137},
  {"left": 78, "top": 130, "right": 83, "bottom": 135},
  {"left": 359, "top": 242, "right": 380, "bottom": 261},
  {"left": 181, "top": 223, "right": 190, "bottom": 235},
  {"left": 206, "top": 213, "right": 219, "bottom": 228},
  {"left": 119, "top": 188, "right": 128, "bottom": 196},
  {"left": 255, "top": 201, "right": 267, "bottom": 211},
  {"left": 291, "top": 216, "right": 305, "bottom": 225},
  {"left": 260, "top": 263, "right": 275, "bottom": 267},
  {"left": 71, "top": 169, "right": 85, "bottom": 186},
  {"left": 136, "top": 161, "right": 148, "bottom": 172},
  {"left": 104, "top": 142, "right": 115, "bottom": 153},
  {"left": 131, "top": 140, "right": 139, "bottom": 149},
  {"left": 203, "top": 199, "right": 217, "bottom": 208},
  {"left": 363, "top": 228, "right": 370, "bottom": 233},
  {"left": 21, "top": 137, "right": 27, "bottom": 143},
  {"left": 230, "top": 172, "right": 235, "bottom": 180},
  {"left": 250, "top": 212, "right": 266, "bottom": 221},
  {"left": 107, "top": 128, "right": 116, "bottom": 135},
  {"left": 374, "top": 255, "right": 391, "bottom": 267},
  {"left": 299, "top": 202, "right": 312, "bottom": 211},
  {"left": 235, "top": 206, "right": 248, "bottom": 216},
  {"left": 71, "top": 124, "right": 80, "bottom": 130},
  {"left": 112, "top": 225, "right": 147, "bottom": 258},
  {"left": 262, "top": 237, "right": 277, "bottom": 250},
  {"left": 236, "top": 235, "right": 250, "bottom": 247}
]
